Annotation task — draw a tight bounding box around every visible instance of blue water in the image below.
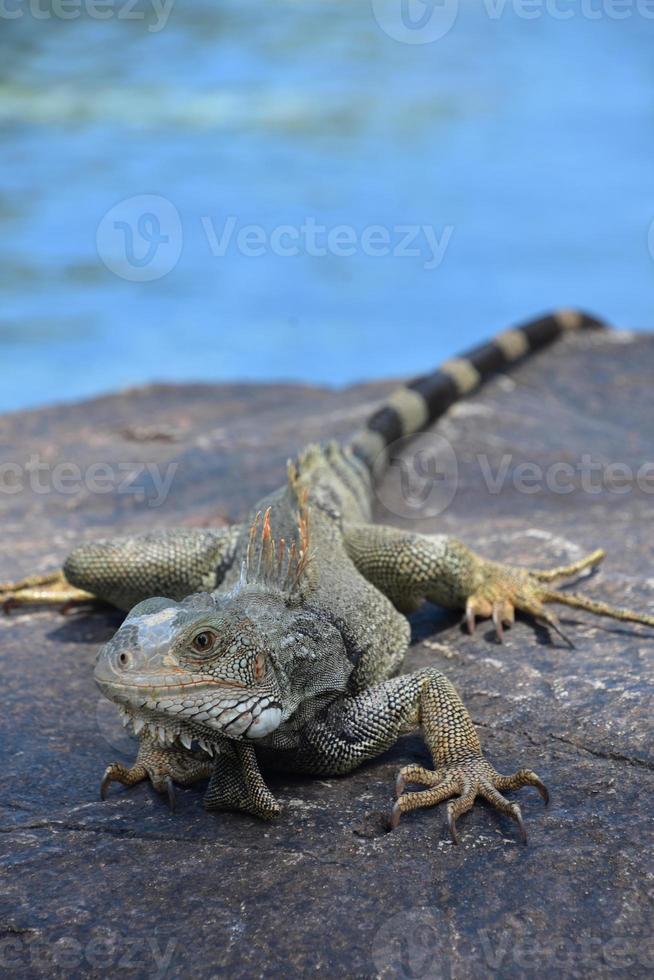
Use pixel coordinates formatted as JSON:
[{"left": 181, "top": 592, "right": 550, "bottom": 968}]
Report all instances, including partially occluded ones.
[{"left": 1, "top": 3, "right": 653, "bottom": 412}]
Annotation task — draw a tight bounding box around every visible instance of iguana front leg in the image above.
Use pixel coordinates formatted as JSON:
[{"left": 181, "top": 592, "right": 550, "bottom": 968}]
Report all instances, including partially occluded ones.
[
  {"left": 344, "top": 524, "right": 654, "bottom": 645},
  {"left": 298, "top": 667, "right": 546, "bottom": 843},
  {"left": 203, "top": 742, "right": 281, "bottom": 820},
  {"left": 0, "top": 571, "right": 95, "bottom": 612},
  {"left": 102, "top": 732, "right": 280, "bottom": 819},
  {"left": 101, "top": 731, "right": 214, "bottom": 808},
  {"left": 1, "top": 526, "right": 241, "bottom": 613}
]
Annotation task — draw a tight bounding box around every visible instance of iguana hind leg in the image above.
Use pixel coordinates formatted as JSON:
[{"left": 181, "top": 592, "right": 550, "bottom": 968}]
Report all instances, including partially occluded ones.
[
  {"left": 344, "top": 524, "right": 654, "bottom": 646},
  {"left": 1, "top": 525, "right": 241, "bottom": 613},
  {"left": 300, "top": 667, "right": 546, "bottom": 844}
]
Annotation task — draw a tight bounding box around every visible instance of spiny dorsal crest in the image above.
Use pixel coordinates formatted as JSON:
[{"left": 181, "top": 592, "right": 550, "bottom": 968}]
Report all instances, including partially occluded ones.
[
  {"left": 241, "top": 496, "right": 311, "bottom": 598},
  {"left": 287, "top": 442, "right": 337, "bottom": 489}
]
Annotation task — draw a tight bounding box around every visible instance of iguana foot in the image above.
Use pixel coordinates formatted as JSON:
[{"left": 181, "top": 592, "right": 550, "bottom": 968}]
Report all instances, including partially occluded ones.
[
  {"left": 346, "top": 525, "right": 654, "bottom": 645},
  {"left": 462, "top": 554, "right": 601, "bottom": 646},
  {"left": 0, "top": 570, "right": 95, "bottom": 614},
  {"left": 100, "top": 733, "right": 213, "bottom": 808},
  {"left": 463, "top": 547, "right": 654, "bottom": 646},
  {"left": 391, "top": 757, "right": 548, "bottom": 844}
]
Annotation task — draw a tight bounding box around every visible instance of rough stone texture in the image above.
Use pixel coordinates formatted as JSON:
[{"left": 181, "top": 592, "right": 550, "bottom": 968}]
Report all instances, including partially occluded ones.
[{"left": 0, "top": 330, "right": 653, "bottom": 979}]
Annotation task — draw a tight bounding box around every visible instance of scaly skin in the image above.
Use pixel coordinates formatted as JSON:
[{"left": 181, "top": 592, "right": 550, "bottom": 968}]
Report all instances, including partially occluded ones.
[
  {"left": 91, "top": 439, "right": 651, "bottom": 843},
  {"left": 4, "top": 310, "right": 654, "bottom": 843}
]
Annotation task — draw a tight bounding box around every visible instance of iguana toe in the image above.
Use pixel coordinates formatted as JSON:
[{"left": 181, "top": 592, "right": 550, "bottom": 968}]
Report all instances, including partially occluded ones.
[{"left": 100, "top": 762, "right": 148, "bottom": 800}]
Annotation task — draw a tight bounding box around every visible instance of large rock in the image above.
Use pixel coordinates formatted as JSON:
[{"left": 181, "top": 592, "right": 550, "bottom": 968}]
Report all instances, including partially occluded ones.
[{"left": 0, "top": 330, "right": 652, "bottom": 978}]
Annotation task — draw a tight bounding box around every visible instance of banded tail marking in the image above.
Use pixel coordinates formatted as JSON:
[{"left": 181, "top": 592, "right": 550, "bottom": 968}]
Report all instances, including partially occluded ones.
[{"left": 348, "top": 308, "right": 607, "bottom": 469}]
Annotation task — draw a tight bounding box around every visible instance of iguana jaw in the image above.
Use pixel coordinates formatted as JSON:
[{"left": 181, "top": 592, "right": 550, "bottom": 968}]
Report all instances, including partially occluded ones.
[
  {"left": 115, "top": 706, "right": 222, "bottom": 755},
  {"left": 95, "top": 671, "right": 283, "bottom": 741},
  {"left": 113, "top": 703, "right": 283, "bottom": 753}
]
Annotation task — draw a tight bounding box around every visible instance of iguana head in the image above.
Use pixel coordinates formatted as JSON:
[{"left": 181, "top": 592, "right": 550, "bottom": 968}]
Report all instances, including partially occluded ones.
[
  {"left": 95, "top": 502, "right": 352, "bottom": 751},
  {"left": 94, "top": 590, "right": 287, "bottom": 747}
]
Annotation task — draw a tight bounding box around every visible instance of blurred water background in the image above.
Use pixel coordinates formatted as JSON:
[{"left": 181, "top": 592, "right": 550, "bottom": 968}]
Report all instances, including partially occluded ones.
[{"left": 1, "top": 1, "right": 653, "bottom": 412}]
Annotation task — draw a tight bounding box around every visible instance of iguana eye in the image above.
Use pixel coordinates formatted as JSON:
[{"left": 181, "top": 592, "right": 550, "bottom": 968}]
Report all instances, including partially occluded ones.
[{"left": 191, "top": 630, "right": 217, "bottom": 654}]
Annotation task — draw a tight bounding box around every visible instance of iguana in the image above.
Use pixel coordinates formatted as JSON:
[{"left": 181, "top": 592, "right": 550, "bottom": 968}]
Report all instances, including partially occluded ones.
[{"left": 4, "top": 310, "right": 653, "bottom": 843}]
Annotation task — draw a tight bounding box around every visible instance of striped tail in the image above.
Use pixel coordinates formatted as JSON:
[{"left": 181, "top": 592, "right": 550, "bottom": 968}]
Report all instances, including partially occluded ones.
[{"left": 348, "top": 309, "right": 607, "bottom": 473}]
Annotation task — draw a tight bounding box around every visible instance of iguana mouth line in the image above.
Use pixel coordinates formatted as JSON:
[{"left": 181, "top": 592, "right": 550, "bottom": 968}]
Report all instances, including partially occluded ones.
[{"left": 96, "top": 677, "right": 247, "bottom": 695}]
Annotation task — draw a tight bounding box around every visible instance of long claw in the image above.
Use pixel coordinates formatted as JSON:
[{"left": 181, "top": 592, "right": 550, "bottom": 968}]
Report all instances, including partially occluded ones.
[
  {"left": 447, "top": 805, "right": 460, "bottom": 845},
  {"left": 465, "top": 594, "right": 501, "bottom": 639},
  {"left": 395, "top": 773, "right": 406, "bottom": 798},
  {"left": 511, "top": 804, "right": 527, "bottom": 845},
  {"left": 492, "top": 603, "right": 505, "bottom": 643},
  {"left": 533, "top": 777, "right": 549, "bottom": 805},
  {"left": 163, "top": 776, "right": 176, "bottom": 812},
  {"left": 98, "top": 761, "right": 148, "bottom": 801},
  {"left": 538, "top": 614, "right": 575, "bottom": 650},
  {"left": 389, "top": 801, "right": 402, "bottom": 831},
  {"left": 100, "top": 768, "right": 112, "bottom": 801},
  {"left": 496, "top": 768, "right": 549, "bottom": 806}
]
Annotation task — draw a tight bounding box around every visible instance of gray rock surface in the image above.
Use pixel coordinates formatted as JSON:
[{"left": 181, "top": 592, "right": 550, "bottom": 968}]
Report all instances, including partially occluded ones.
[{"left": 0, "top": 330, "right": 652, "bottom": 979}]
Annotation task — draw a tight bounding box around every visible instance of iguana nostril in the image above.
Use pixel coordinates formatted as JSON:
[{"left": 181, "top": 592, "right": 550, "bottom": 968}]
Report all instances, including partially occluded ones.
[{"left": 117, "top": 651, "right": 131, "bottom": 669}]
